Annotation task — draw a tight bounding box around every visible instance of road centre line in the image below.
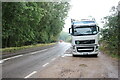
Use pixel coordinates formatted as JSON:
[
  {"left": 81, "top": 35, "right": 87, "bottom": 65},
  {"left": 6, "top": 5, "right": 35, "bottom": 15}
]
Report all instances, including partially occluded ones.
[
  {"left": 42, "top": 63, "right": 49, "bottom": 67},
  {"left": 24, "top": 71, "right": 37, "bottom": 78}
]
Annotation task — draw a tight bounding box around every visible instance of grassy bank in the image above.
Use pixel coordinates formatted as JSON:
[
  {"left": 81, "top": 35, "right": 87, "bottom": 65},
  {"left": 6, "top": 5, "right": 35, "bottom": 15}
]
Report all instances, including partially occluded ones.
[
  {"left": 99, "top": 43, "right": 120, "bottom": 59},
  {"left": 1, "top": 43, "right": 56, "bottom": 54}
]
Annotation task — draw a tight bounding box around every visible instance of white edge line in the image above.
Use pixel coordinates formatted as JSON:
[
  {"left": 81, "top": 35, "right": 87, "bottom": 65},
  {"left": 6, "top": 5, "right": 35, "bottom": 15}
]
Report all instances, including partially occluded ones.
[
  {"left": 2, "top": 55, "right": 23, "bottom": 62},
  {"left": 0, "top": 60, "right": 4, "bottom": 64},
  {"left": 40, "top": 49, "right": 48, "bottom": 52},
  {"left": 1, "top": 48, "right": 48, "bottom": 62},
  {"left": 42, "top": 63, "right": 49, "bottom": 67},
  {"left": 24, "top": 71, "right": 37, "bottom": 78},
  {"left": 61, "top": 56, "right": 65, "bottom": 57},
  {"left": 1, "top": 46, "right": 56, "bottom": 63},
  {"left": 30, "top": 52, "right": 37, "bottom": 54}
]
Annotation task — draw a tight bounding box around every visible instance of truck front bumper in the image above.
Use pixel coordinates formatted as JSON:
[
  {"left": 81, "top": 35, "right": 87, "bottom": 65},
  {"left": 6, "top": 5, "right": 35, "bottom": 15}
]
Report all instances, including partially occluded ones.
[
  {"left": 72, "top": 44, "right": 99, "bottom": 55},
  {"left": 73, "top": 51, "right": 98, "bottom": 55}
]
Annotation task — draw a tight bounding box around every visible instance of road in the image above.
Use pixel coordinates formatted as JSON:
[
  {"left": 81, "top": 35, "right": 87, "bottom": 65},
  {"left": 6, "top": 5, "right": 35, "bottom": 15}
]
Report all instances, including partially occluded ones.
[
  {"left": 2, "top": 42, "right": 118, "bottom": 78},
  {"left": 32, "top": 48, "right": 118, "bottom": 78},
  {"left": 2, "top": 42, "right": 71, "bottom": 78}
]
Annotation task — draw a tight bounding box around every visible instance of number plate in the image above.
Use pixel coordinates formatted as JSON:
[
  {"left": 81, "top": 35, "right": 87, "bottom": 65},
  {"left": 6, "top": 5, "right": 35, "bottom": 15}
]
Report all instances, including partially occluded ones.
[{"left": 83, "top": 52, "right": 88, "bottom": 55}]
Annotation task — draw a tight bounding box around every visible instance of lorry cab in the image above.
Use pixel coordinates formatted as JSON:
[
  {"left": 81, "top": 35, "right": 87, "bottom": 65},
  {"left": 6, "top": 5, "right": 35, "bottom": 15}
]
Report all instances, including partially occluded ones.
[{"left": 69, "top": 19, "right": 100, "bottom": 56}]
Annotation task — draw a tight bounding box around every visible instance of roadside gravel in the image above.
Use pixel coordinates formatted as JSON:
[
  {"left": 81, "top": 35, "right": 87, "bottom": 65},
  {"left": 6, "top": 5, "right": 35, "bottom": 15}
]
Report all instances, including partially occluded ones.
[{"left": 35, "top": 48, "right": 118, "bottom": 78}]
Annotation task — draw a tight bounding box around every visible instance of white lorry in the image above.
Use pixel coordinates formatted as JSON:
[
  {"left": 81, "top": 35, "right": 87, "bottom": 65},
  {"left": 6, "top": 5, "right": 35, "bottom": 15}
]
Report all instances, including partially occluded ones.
[{"left": 69, "top": 19, "right": 100, "bottom": 57}]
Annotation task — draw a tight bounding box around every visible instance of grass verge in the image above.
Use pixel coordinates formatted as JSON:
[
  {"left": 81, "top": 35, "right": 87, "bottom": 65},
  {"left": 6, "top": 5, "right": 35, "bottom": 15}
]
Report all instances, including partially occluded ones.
[{"left": 99, "top": 44, "right": 120, "bottom": 59}]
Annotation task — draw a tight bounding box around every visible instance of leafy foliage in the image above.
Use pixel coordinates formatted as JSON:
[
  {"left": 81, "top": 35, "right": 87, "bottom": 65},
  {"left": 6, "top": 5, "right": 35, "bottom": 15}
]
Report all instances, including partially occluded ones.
[
  {"left": 59, "top": 31, "right": 71, "bottom": 42},
  {"left": 2, "top": 2, "right": 70, "bottom": 48},
  {"left": 100, "top": 6, "right": 119, "bottom": 56}
]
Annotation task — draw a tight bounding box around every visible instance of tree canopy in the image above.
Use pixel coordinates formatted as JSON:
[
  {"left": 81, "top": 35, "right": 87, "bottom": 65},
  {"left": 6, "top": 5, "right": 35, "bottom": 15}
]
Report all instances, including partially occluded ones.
[
  {"left": 59, "top": 31, "right": 71, "bottom": 42},
  {"left": 100, "top": 6, "right": 119, "bottom": 55},
  {"left": 2, "top": 2, "right": 70, "bottom": 48}
]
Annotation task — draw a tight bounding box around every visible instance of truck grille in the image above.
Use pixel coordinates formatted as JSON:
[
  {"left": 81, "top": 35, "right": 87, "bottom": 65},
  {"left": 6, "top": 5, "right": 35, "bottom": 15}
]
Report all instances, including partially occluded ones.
[
  {"left": 77, "top": 47, "right": 94, "bottom": 52},
  {"left": 75, "top": 40, "right": 95, "bottom": 44}
]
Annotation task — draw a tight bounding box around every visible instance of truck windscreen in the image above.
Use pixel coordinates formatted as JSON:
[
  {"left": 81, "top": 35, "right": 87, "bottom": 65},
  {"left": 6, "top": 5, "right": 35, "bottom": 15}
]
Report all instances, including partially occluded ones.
[{"left": 73, "top": 26, "right": 97, "bottom": 36}]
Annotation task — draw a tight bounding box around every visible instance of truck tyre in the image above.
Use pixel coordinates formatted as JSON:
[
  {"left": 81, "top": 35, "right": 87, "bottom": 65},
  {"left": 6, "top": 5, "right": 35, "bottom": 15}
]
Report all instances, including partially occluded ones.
[{"left": 73, "top": 54, "right": 77, "bottom": 57}]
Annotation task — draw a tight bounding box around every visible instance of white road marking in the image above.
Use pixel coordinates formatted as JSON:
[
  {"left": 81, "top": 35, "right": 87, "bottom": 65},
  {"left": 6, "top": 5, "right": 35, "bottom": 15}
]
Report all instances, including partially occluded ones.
[
  {"left": 1, "top": 48, "right": 50, "bottom": 63},
  {"left": 30, "top": 52, "right": 37, "bottom": 54},
  {"left": 30, "top": 49, "right": 48, "bottom": 55},
  {"left": 42, "top": 63, "right": 49, "bottom": 67},
  {"left": 51, "top": 58, "right": 56, "bottom": 61},
  {"left": 61, "top": 55, "right": 65, "bottom": 57},
  {"left": 40, "top": 49, "right": 48, "bottom": 52},
  {"left": 61, "top": 54, "right": 72, "bottom": 57},
  {"left": 64, "top": 54, "right": 72, "bottom": 56},
  {"left": 0, "top": 60, "right": 4, "bottom": 64},
  {"left": 1, "top": 55, "right": 23, "bottom": 63},
  {"left": 24, "top": 71, "right": 37, "bottom": 78}
]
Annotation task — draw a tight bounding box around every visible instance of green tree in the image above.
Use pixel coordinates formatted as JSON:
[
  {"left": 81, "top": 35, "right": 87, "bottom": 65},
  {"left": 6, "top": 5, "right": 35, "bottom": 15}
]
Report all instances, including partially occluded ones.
[
  {"left": 2, "top": 2, "right": 70, "bottom": 48},
  {"left": 100, "top": 6, "right": 119, "bottom": 55},
  {"left": 59, "top": 31, "right": 71, "bottom": 42}
]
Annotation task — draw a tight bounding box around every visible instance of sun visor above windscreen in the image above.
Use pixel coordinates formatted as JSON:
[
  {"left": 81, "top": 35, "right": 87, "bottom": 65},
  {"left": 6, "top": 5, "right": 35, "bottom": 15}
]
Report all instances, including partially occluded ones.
[{"left": 72, "top": 21, "right": 97, "bottom": 27}]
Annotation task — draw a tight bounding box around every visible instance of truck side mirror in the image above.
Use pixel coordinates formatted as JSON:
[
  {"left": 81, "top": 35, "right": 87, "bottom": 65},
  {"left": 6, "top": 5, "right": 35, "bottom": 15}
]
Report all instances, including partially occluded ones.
[
  {"left": 97, "top": 26, "right": 100, "bottom": 32},
  {"left": 69, "top": 28, "right": 72, "bottom": 35}
]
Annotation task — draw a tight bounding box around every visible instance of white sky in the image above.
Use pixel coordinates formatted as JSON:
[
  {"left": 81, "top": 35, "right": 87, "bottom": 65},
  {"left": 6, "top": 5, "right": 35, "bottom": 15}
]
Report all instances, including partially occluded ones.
[{"left": 63, "top": 0, "right": 119, "bottom": 32}]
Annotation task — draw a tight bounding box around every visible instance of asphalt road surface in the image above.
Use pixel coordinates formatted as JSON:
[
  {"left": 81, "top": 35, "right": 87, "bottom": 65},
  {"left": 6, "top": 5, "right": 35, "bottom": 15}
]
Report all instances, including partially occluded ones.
[
  {"left": 32, "top": 48, "right": 118, "bottom": 78},
  {"left": 2, "top": 42, "right": 118, "bottom": 78},
  {"left": 2, "top": 42, "right": 71, "bottom": 78}
]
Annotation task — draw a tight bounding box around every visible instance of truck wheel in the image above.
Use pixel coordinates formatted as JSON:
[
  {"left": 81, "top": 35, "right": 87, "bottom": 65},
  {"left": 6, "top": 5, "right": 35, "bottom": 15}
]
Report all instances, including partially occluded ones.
[{"left": 73, "top": 54, "right": 77, "bottom": 57}]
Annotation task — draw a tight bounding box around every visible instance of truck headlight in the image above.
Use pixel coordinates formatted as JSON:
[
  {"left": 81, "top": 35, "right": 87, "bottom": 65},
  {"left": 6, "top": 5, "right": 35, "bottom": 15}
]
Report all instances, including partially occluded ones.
[{"left": 75, "top": 41, "right": 80, "bottom": 44}]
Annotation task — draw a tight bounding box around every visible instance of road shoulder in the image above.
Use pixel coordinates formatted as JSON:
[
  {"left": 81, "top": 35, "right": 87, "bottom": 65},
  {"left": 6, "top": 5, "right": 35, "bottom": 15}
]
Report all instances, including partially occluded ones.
[{"left": 34, "top": 48, "right": 118, "bottom": 78}]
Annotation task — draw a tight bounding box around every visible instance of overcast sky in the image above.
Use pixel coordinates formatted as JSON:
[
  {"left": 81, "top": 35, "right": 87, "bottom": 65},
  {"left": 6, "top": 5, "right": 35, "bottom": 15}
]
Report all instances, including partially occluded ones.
[{"left": 63, "top": 0, "right": 119, "bottom": 32}]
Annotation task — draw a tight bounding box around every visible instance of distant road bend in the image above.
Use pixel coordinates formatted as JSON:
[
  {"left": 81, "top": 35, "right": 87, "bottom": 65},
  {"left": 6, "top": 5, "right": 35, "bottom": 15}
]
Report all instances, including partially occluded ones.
[{"left": 2, "top": 42, "right": 71, "bottom": 78}]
